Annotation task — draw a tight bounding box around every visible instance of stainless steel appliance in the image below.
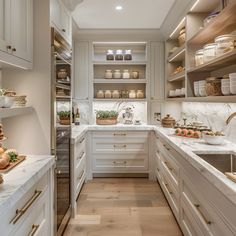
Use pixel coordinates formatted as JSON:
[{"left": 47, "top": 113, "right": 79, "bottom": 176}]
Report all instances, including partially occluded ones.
[{"left": 51, "top": 28, "right": 72, "bottom": 236}]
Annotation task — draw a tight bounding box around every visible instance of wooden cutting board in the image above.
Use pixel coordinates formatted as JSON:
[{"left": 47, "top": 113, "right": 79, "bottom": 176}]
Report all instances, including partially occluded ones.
[
  {"left": 225, "top": 172, "right": 236, "bottom": 183},
  {"left": 0, "top": 156, "right": 26, "bottom": 173}
]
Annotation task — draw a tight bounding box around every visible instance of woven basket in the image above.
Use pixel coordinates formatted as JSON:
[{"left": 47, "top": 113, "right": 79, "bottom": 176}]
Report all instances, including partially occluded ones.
[
  {"left": 59, "top": 119, "right": 70, "bottom": 125},
  {"left": 96, "top": 117, "right": 117, "bottom": 125}
]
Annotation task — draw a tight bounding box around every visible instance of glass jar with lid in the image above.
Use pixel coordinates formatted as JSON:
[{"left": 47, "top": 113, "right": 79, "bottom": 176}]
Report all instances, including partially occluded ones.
[
  {"left": 124, "top": 49, "right": 132, "bottom": 60},
  {"left": 106, "top": 50, "right": 114, "bottom": 60},
  {"left": 96, "top": 90, "right": 104, "bottom": 98},
  {"left": 104, "top": 70, "right": 113, "bottom": 79},
  {"left": 195, "top": 49, "right": 204, "bottom": 66},
  {"left": 104, "top": 90, "right": 112, "bottom": 98},
  {"left": 206, "top": 77, "right": 222, "bottom": 96},
  {"left": 113, "top": 70, "right": 122, "bottom": 79},
  {"left": 131, "top": 71, "right": 139, "bottom": 79},
  {"left": 122, "top": 70, "right": 130, "bottom": 79},
  {"left": 203, "top": 43, "right": 217, "bottom": 63},
  {"left": 115, "top": 49, "right": 123, "bottom": 60},
  {"left": 215, "top": 34, "right": 236, "bottom": 56},
  {"left": 137, "top": 90, "right": 144, "bottom": 98},
  {"left": 112, "top": 90, "right": 120, "bottom": 98},
  {"left": 129, "top": 90, "right": 136, "bottom": 99}
]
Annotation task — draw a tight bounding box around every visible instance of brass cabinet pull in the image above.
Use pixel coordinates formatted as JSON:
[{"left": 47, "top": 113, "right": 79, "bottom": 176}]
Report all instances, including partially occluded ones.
[
  {"left": 78, "top": 170, "right": 84, "bottom": 180},
  {"left": 164, "top": 161, "right": 173, "bottom": 171},
  {"left": 113, "top": 161, "right": 127, "bottom": 165},
  {"left": 28, "top": 224, "right": 40, "bottom": 236},
  {"left": 79, "top": 138, "right": 85, "bottom": 144},
  {"left": 164, "top": 183, "right": 173, "bottom": 194},
  {"left": 10, "top": 190, "right": 42, "bottom": 224},
  {"left": 113, "top": 144, "right": 127, "bottom": 148},
  {"left": 163, "top": 144, "right": 171, "bottom": 151},
  {"left": 62, "top": 28, "right": 66, "bottom": 32},
  {"left": 194, "top": 204, "right": 211, "bottom": 225},
  {"left": 77, "top": 151, "right": 84, "bottom": 160},
  {"left": 12, "top": 48, "right": 16, "bottom": 52},
  {"left": 113, "top": 133, "right": 126, "bottom": 136},
  {"left": 6, "top": 45, "right": 11, "bottom": 50}
]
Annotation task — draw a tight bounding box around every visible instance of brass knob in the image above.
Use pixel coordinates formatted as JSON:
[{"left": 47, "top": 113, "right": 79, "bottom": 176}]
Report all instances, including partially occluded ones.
[
  {"left": 6, "top": 45, "right": 11, "bottom": 50},
  {"left": 62, "top": 29, "right": 66, "bottom": 32},
  {"left": 12, "top": 48, "right": 16, "bottom": 52}
]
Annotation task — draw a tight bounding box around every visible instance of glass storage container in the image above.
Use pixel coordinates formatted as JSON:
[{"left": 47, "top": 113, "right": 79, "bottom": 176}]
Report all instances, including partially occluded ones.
[
  {"left": 206, "top": 77, "right": 223, "bottom": 96},
  {"left": 203, "top": 12, "right": 220, "bottom": 27},
  {"left": 104, "top": 90, "right": 112, "bottom": 98},
  {"left": 106, "top": 50, "right": 114, "bottom": 60},
  {"left": 113, "top": 70, "right": 122, "bottom": 79},
  {"left": 131, "top": 71, "right": 139, "bottom": 79},
  {"left": 136, "top": 90, "right": 144, "bottom": 98},
  {"left": 203, "top": 43, "right": 217, "bottom": 63},
  {"left": 122, "top": 70, "right": 130, "bottom": 79},
  {"left": 112, "top": 90, "right": 120, "bottom": 98},
  {"left": 96, "top": 90, "right": 104, "bottom": 98},
  {"left": 115, "top": 49, "right": 123, "bottom": 60},
  {"left": 121, "top": 90, "right": 129, "bottom": 98},
  {"left": 195, "top": 49, "right": 204, "bottom": 66},
  {"left": 104, "top": 70, "right": 113, "bottom": 79},
  {"left": 124, "top": 49, "right": 132, "bottom": 60},
  {"left": 215, "top": 34, "right": 236, "bottom": 56},
  {"left": 129, "top": 90, "right": 136, "bottom": 99}
]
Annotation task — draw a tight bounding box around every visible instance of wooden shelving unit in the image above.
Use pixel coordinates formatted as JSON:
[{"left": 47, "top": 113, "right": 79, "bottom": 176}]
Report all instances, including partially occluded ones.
[
  {"left": 93, "top": 98, "right": 147, "bottom": 102},
  {"left": 165, "top": 0, "right": 236, "bottom": 103},
  {"left": 93, "top": 79, "right": 147, "bottom": 84},
  {"left": 93, "top": 61, "right": 147, "bottom": 65}
]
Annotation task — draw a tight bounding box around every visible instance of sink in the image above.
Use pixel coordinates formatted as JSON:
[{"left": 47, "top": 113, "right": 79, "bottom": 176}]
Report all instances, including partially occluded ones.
[{"left": 194, "top": 152, "right": 236, "bottom": 173}]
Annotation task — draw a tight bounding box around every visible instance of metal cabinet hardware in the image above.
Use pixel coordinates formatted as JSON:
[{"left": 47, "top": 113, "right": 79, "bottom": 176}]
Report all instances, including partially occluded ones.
[
  {"left": 6, "top": 45, "right": 11, "bottom": 50},
  {"left": 12, "top": 48, "right": 16, "bottom": 52},
  {"left": 113, "top": 144, "right": 127, "bottom": 148},
  {"left": 113, "top": 133, "right": 126, "bottom": 136},
  {"left": 164, "top": 161, "right": 173, "bottom": 171},
  {"left": 164, "top": 183, "right": 173, "bottom": 194},
  {"left": 77, "top": 151, "right": 85, "bottom": 160},
  {"left": 113, "top": 161, "right": 127, "bottom": 165},
  {"left": 62, "top": 29, "right": 66, "bottom": 32},
  {"left": 163, "top": 144, "right": 171, "bottom": 151},
  {"left": 28, "top": 224, "right": 40, "bottom": 236},
  {"left": 79, "top": 138, "right": 85, "bottom": 144},
  {"left": 194, "top": 204, "right": 211, "bottom": 225}
]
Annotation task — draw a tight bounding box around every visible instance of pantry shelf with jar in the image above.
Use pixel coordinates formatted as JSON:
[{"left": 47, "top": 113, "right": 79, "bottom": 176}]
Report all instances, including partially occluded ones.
[{"left": 92, "top": 42, "right": 148, "bottom": 102}]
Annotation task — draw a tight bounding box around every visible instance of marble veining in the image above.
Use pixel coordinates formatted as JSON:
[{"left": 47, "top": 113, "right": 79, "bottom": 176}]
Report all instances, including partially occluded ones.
[{"left": 0, "top": 155, "right": 55, "bottom": 213}]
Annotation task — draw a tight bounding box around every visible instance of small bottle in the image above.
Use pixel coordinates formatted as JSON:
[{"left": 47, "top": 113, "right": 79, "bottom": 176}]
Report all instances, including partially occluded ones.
[
  {"left": 75, "top": 108, "right": 80, "bottom": 125},
  {"left": 72, "top": 107, "right": 75, "bottom": 123}
]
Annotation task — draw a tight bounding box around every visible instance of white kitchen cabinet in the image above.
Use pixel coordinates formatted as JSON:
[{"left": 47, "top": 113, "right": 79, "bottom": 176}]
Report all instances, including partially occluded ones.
[
  {"left": 73, "top": 41, "right": 90, "bottom": 100},
  {"left": 150, "top": 42, "right": 165, "bottom": 101},
  {"left": 50, "top": 0, "right": 72, "bottom": 44},
  {"left": 0, "top": 0, "right": 33, "bottom": 68},
  {"left": 92, "top": 131, "right": 149, "bottom": 173},
  {"left": 71, "top": 134, "right": 87, "bottom": 217},
  {"left": 0, "top": 168, "right": 53, "bottom": 236}
]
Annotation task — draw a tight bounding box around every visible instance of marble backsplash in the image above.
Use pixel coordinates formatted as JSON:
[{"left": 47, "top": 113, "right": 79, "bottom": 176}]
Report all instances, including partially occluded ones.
[{"left": 181, "top": 102, "right": 236, "bottom": 143}]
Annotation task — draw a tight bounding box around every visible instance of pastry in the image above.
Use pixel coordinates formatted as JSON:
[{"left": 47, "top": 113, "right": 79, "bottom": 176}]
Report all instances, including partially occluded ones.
[{"left": 0, "top": 153, "right": 10, "bottom": 169}]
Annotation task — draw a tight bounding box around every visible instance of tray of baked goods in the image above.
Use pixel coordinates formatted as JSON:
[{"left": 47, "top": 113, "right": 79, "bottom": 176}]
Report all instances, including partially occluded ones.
[{"left": 0, "top": 148, "right": 26, "bottom": 173}]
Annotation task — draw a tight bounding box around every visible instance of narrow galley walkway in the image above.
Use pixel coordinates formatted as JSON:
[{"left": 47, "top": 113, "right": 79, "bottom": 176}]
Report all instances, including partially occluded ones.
[{"left": 64, "top": 178, "right": 183, "bottom": 236}]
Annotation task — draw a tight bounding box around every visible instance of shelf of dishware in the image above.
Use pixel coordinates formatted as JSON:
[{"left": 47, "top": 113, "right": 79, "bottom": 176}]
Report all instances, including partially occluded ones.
[
  {"left": 93, "top": 79, "right": 147, "bottom": 84},
  {"left": 0, "top": 106, "right": 34, "bottom": 119}
]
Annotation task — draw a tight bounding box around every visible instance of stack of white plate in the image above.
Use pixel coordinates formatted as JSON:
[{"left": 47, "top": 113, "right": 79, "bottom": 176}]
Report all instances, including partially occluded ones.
[
  {"left": 221, "top": 78, "right": 230, "bottom": 95},
  {"left": 229, "top": 73, "right": 236, "bottom": 95},
  {"left": 194, "top": 81, "right": 199, "bottom": 97},
  {"left": 199, "top": 80, "right": 207, "bottom": 97},
  {"left": 14, "top": 95, "right": 27, "bottom": 107}
]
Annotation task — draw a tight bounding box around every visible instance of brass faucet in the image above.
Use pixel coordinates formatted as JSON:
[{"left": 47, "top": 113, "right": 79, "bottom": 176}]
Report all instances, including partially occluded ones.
[{"left": 226, "top": 112, "right": 236, "bottom": 125}]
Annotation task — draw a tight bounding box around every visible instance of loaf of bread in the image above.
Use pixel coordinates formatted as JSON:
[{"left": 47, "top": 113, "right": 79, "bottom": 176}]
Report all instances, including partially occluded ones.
[{"left": 0, "top": 153, "right": 10, "bottom": 169}]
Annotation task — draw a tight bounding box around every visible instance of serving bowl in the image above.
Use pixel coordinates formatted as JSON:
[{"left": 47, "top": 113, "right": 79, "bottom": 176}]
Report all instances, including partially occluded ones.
[
  {"left": 3, "top": 96, "right": 14, "bottom": 108},
  {"left": 202, "top": 133, "right": 225, "bottom": 145}
]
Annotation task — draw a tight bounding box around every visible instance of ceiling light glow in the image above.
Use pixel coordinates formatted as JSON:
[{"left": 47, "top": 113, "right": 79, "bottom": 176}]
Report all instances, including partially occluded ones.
[
  {"left": 115, "top": 5, "right": 123, "bottom": 11},
  {"left": 190, "top": 0, "right": 200, "bottom": 11}
]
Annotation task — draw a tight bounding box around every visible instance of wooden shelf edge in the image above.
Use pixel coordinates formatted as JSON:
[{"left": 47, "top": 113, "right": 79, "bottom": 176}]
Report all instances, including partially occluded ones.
[
  {"left": 168, "top": 71, "right": 185, "bottom": 82},
  {"left": 93, "top": 98, "right": 147, "bottom": 102},
  {"left": 93, "top": 61, "right": 147, "bottom": 65},
  {"left": 166, "top": 96, "right": 236, "bottom": 103},
  {"left": 167, "top": 45, "right": 185, "bottom": 62},
  {"left": 93, "top": 79, "right": 147, "bottom": 84},
  {"left": 0, "top": 106, "right": 34, "bottom": 119}
]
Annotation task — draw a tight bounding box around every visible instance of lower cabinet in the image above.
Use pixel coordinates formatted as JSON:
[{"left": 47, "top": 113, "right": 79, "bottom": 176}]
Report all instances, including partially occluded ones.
[
  {"left": 0, "top": 169, "right": 53, "bottom": 236},
  {"left": 155, "top": 132, "right": 236, "bottom": 236},
  {"left": 92, "top": 131, "right": 149, "bottom": 173},
  {"left": 71, "top": 134, "right": 87, "bottom": 217}
]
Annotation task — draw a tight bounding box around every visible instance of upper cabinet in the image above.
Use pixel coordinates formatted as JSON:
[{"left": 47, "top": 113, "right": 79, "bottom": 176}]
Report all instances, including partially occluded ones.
[
  {"left": 0, "top": 0, "right": 33, "bottom": 69},
  {"left": 50, "top": 0, "right": 72, "bottom": 45}
]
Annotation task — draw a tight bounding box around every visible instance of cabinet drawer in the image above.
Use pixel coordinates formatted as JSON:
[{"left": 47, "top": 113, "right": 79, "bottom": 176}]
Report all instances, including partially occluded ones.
[
  {"left": 181, "top": 172, "right": 234, "bottom": 236},
  {"left": 160, "top": 168, "right": 179, "bottom": 221},
  {"left": 93, "top": 154, "right": 148, "bottom": 172},
  {"left": 10, "top": 186, "right": 50, "bottom": 236},
  {"left": 75, "top": 136, "right": 86, "bottom": 154},
  {"left": 93, "top": 141, "right": 147, "bottom": 154},
  {"left": 92, "top": 131, "right": 149, "bottom": 139},
  {"left": 75, "top": 155, "right": 86, "bottom": 198},
  {"left": 0, "top": 172, "right": 48, "bottom": 235}
]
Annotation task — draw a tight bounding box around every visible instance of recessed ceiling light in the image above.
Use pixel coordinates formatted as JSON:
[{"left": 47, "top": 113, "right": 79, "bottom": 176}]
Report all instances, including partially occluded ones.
[{"left": 115, "top": 5, "right": 123, "bottom": 11}]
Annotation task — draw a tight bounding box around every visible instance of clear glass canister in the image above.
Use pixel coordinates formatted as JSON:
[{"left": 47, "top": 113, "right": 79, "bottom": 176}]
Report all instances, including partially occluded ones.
[
  {"left": 112, "top": 90, "right": 120, "bottom": 98},
  {"left": 136, "top": 90, "right": 144, "bottom": 98},
  {"left": 106, "top": 49, "right": 114, "bottom": 60},
  {"left": 121, "top": 90, "right": 129, "bottom": 98},
  {"left": 129, "top": 90, "right": 136, "bottom": 99},
  {"left": 124, "top": 49, "right": 132, "bottom": 60},
  {"left": 131, "top": 71, "right": 139, "bottom": 79},
  {"left": 96, "top": 90, "right": 104, "bottom": 98},
  {"left": 195, "top": 49, "right": 204, "bottom": 66},
  {"left": 203, "top": 43, "right": 217, "bottom": 63},
  {"left": 104, "top": 90, "right": 112, "bottom": 98},
  {"left": 206, "top": 77, "right": 222, "bottom": 96},
  {"left": 122, "top": 70, "right": 130, "bottom": 79},
  {"left": 113, "top": 70, "right": 122, "bottom": 79},
  {"left": 104, "top": 70, "right": 113, "bottom": 79},
  {"left": 115, "top": 49, "right": 123, "bottom": 60},
  {"left": 215, "top": 34, "right": 236, "bottom": 56}
]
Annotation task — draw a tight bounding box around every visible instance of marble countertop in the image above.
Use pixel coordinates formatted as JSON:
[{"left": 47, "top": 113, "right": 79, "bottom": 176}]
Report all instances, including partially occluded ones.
[{"left": 0, "top": 155, "right": 55, "bottom": 213}]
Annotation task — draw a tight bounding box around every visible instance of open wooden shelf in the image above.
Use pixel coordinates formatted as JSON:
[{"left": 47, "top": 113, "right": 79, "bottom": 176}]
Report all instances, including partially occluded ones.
[
  {"left": 93, "top": 61, "right": 147, "bottom": 66},
  {"left": 0, "top": 106, "right": 34, "bottom": 119},
  {"left": 56, "top": 83, "right": 70, "bottom": 90},
  {"left": 93, "top": 79, "right": 147, "bottom": 84},
  {"left": 168, "top": 71, "right": 185, "bottom": 82},
  {"left": 168, "top": 45, "right": 185, "bottom": 63},
  {"left": 93, "top": 98, "right": 147, "bottom": 102},
  {"left": 188, "top": 1, "right": 236, "bottom": 45},
  {"left": 166, "top": 96, "right": 236, "bottom": 103},
  {"left": 188, "top": 50, "right": 236, "bottom": 73}
]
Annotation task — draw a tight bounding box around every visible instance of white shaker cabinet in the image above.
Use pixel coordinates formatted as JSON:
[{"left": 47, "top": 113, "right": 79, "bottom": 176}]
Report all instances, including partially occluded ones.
[
  {"left": 73, "top": 41, "right": 90, "bottom": 100},
  {"left": 0, "top": 0, "right": 33, "bottom": 68},
  {"left": 50, "top": 0, "right": 72, "bottom": 45},
  {"left": 150, "top": 42, "right": 165, "bottom": 101}
]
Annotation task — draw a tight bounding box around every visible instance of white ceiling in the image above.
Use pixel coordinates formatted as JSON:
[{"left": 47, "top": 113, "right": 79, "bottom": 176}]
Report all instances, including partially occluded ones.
[{"left": 72, "top": 0, "right": 176, "bottom": 29}]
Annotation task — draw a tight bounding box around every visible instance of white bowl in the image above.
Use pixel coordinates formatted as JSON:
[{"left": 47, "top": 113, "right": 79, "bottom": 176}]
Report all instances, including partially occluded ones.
[
  {"left": 3, "top": 96, "right": 14, "bottom": 108},
  {"left": 202, "top": 133, "right": 225, "bottom": 145},
  {"left": 0, "top": 96, "right": 4, "bottom": 108}
]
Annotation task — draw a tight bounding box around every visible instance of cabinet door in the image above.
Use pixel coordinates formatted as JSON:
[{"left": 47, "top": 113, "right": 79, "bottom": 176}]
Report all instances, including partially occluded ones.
[
  {"left": 10, "top": 0, "right": 33, "bottom": 61},
  {"left": 50, "top": 0, "right": 61, "bottom": 30},
  {"left": 0, "top": 0, "right": 11, "bottom": 53},
  {"left": 150, "top": 42, "right": 165, "bottom": 101},
  {"left": 73, "top": 41, "right": 90, "bottom": 100},
  {"left": 60, "top": 3, "right": 72, "bottom": 43}
]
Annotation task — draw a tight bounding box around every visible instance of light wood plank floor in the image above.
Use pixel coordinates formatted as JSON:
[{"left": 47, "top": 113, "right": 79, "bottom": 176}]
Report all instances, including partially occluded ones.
[{"left": 64, "top": 178, "right": 183, "bottom": 236}]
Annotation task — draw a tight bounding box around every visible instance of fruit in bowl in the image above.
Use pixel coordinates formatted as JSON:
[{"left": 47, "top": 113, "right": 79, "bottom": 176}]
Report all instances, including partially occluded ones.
[{"left": 202, "top": 131, "right": 225, "bottom": 145}]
